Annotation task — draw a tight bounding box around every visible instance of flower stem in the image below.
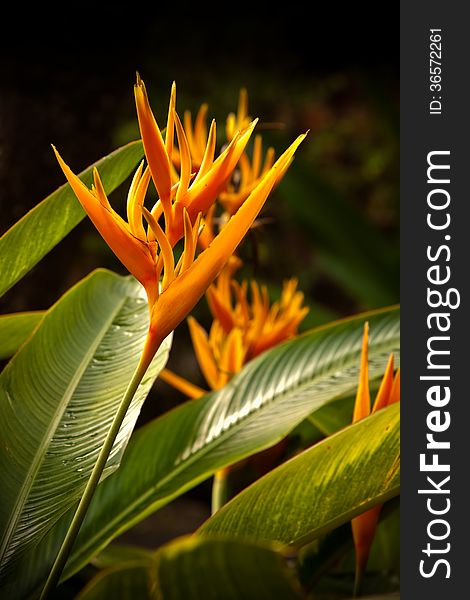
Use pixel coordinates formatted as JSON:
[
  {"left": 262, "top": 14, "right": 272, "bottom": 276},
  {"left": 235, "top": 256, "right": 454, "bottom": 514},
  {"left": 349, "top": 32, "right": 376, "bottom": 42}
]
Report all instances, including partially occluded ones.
[
  {"left": 39, "top": 355, "right": 151, "bottom": 599},
  {"left": 211, "top": 467, "right": 230, "bottom": 515}
]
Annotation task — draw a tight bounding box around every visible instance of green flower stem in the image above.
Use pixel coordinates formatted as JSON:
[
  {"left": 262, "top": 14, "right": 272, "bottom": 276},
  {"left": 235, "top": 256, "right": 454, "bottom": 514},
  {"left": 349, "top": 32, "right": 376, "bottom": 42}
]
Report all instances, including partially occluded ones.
[
  {"left": 211, "top": 467, "right": 230, "bottom": 515},
  {"left": 39, "top": 355, "right": 151, "bottom": 599}
]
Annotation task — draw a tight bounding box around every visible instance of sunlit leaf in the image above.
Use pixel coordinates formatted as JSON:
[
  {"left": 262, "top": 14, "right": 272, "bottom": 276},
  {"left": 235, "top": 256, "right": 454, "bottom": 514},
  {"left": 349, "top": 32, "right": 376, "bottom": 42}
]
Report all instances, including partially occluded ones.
[
  {"left": 0, "top": 269, "right": 171, "bottom": 581},
  {"left": 199, "top": 404, "right": 400, "bottom": 546},
  {"left": 0, "top": 141, "right": 144, "bottom": 298}
]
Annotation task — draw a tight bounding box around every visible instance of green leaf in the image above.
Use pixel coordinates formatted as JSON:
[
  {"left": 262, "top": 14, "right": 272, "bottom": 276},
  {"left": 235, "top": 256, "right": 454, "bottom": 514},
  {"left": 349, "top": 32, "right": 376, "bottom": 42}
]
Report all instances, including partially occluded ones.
[
  {"left": 0, "top": 269, "right": 171, "bottom": 580},
  {"left": 77, "top": 536, "right": 303, "bottom": 600},
  {"left": 0, "top": 312, "right": 45, "bottom": 360},
  {"left": 0, "top": 141, "right": 144, "bottom": 298},
  {"left": 308, "top": 396, "right": 355, "bottom": 436},
  {"left": 309, "top": 374, "right": 386, "bottom": 436},
  {"left": 199, "top": 404, "right": 400, "bottom": 546},
  {"left": 5, "top": 307, "right": 399, "bottom": 599},
  {"left": 156, "top": 536, "right": 303, "bottom": 600}
]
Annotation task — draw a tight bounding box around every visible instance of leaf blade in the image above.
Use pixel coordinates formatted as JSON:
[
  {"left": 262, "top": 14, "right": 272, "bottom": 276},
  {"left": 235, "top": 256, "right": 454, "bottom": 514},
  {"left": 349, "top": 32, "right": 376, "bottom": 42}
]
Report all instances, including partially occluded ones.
[
  {"left": 0, "top": 141, "right": 144, "bottom": 298},
  {"left": 199, "top": 404, "right": 400, "bottom": 546},
  {"left": 0, "top": 312, "right": 45, "bottom": 360},
  {"left": 0, "top": 269, "right": 171, "bottom": 578}
]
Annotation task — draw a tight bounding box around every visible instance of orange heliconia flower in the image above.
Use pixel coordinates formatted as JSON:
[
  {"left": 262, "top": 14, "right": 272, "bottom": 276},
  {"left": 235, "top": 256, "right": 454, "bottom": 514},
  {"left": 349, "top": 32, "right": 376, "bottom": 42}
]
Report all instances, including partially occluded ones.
[
  {"left": 54, "top": 77, "right": 306, "bottom": 365},
  {"left": 351, "top": 322, "right": 400, "bottom": 587},
  {"left": 171, "top": 103, "right": 210, "bottom": 174},
  {"left": 134, "top": 76, "right": 259, "bottom": 247},
  {"left": 175, "top": 87, "right": 289, "bottom": 247}
]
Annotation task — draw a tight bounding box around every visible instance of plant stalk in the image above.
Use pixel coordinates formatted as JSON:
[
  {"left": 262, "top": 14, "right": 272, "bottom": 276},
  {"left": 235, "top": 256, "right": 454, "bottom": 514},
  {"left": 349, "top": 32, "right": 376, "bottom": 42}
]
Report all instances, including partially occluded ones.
[
  {"left": 211, "top": 467, "right": 230, "bottom": 515},
  {"left": 39, "top": 355, "right": 151, "bottom": 599}
]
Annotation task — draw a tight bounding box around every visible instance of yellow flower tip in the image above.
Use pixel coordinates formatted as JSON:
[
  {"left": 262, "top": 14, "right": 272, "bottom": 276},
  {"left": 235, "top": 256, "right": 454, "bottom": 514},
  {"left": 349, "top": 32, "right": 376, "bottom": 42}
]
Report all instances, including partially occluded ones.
[{"left": 52, "top": 146, "right": 93, "bottom": 199}]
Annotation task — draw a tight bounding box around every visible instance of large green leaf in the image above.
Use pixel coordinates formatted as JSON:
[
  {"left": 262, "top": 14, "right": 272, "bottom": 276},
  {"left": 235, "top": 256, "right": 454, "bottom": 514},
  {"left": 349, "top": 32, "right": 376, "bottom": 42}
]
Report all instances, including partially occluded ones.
[
  {"left": 0, "top": 141, "right": 144, "bottom": 298},
  {"left": 4, "top": 306, "right": 399, "bottom": 598},
  {"left": 0, "top": 312, "right": 45, "bottom": 360},
  {"left": 199, "top": 403, "right": 400, "bottom": 546},
  {"left": 76, "top": 536, "right": 302, "bottom": 600},
  {"left": 0, "top": 269, "right": 171, "bottom": 580},
  {"left": 199, "top": 404, "right": 400, "bottom": 545}
]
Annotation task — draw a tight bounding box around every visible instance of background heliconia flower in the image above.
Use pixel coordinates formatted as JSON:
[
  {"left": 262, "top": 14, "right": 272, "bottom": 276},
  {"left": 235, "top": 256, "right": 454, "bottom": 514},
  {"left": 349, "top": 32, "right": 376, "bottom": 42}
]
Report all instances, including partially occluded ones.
[
  {"left": 226, "top": 88, "right": 251, "bottom": 142},
  {"left": 161, "top": 261, "right": 309, "bottom": 395},
  {"left": 171, "top": 103, "right": 210, "bottom": 173},
  {"left": 219, "top": 134, "right": 276, "bottom": 216},
  {"left": 351, "top": 322, "right": 400, "bottom": 593}
]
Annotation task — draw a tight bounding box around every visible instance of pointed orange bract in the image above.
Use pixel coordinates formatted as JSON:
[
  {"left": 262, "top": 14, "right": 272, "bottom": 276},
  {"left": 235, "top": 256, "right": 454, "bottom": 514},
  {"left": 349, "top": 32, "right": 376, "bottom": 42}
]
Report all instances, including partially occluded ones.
[
  {"left": 134, "top": 75, "right": 173, "bottom": 225},
  {"left": 53, "top": 151, "right": 160, "bottom": 307},
  {"left": 55, "top": 77, "right": 306, "bottom": 370},
  {"left": 171, "top": 104, "right": 209, "bottom": 172},
  {"left": 371, "top": 354, "right": 395, "bottom": 413},
  {"left": 133, "top": 76, "right": 260, "bottom": 246},
  {"left": 352, "top": 322, "right": 371, "bottom": 423},
  {"left": 143, "top": 136, "right": 305, "bottom": 358},
  {"left": 351, "top": 323, "right": 400, "bottom": 590}
]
